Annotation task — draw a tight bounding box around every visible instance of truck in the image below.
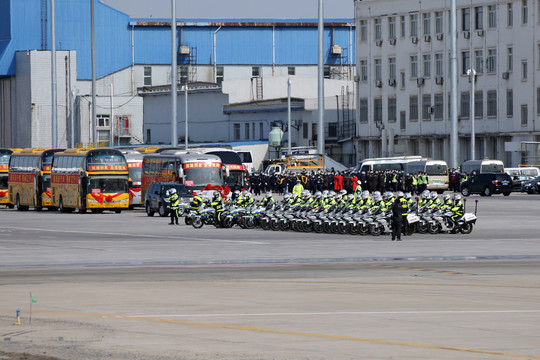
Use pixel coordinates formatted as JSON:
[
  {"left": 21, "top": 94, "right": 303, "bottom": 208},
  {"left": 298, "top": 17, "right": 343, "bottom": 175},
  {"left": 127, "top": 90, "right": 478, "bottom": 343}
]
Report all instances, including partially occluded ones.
[{"left": 264, "top": 154, "right": 347, "bottom": 174}]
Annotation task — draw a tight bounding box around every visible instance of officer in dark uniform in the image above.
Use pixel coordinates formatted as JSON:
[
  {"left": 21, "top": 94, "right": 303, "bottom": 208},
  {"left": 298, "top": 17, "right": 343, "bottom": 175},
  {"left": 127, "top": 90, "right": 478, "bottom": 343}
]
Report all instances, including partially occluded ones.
[
  {"left": 391, "top": 191, "right": 408, "bottom": 241},
  {"left": 210, "top": 191, "right": 224, "bottom": 227}
]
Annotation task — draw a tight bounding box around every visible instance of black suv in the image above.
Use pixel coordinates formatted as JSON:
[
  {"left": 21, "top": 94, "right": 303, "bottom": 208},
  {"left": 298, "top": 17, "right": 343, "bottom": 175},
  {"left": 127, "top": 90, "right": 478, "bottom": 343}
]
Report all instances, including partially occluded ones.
[
  {"left": 460, "top": 173, "right": 513, "bottom": 197},
  {"left": 145, "top": 182, "right": 193, "bottom": 217}
]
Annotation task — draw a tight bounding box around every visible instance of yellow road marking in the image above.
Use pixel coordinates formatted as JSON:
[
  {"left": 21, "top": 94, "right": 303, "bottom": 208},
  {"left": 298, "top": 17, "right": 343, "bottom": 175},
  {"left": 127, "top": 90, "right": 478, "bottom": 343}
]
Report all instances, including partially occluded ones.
[{"left": 2, "top": 310, "right": 539, "bottom": 359}]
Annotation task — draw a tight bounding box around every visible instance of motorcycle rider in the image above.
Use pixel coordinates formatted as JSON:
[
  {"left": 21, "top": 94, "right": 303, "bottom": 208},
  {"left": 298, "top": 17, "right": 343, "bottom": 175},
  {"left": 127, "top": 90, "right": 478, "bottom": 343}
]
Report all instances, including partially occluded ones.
[
  {"left": 441, "top": 194, "right": 453, "bottom": 211},
  {"left": 210, "top": 190, "right": 224, "bottom": 227},
  {"left": 189, "top": 190, "right": 204, "bottom": 215},
  {"left": 168, "top": 188, "right": 180, "bottom": 225},
  {"left": 451, "top": 194, "right": 464, "bottom": 225},
  {"left": 259, "top": 191, "right": 276, "bottom": 210}
]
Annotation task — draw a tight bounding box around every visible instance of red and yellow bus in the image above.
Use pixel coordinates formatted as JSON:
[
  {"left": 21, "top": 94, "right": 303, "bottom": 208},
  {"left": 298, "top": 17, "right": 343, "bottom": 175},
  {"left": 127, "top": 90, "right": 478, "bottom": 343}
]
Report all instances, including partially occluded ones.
[
  {"left": 8, "top": 148, "right": 65, "bottom": 210},
  {"left": 51, "top": 148, "right": 130, "bottom": 213},
  {"left": 0, "top": 148, "right": 18, "bottom": 208},
  {"left": 141, "top": 152, "right": 225, "bottom": 202},
  {"left": 123, "top": 150, "right": 143, "bottom": 207}
]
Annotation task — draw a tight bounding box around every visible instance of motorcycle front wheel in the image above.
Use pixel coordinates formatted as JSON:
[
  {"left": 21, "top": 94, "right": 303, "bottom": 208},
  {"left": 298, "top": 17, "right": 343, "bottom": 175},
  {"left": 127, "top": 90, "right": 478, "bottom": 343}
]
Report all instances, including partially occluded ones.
[
  {"left": 417, "top": 223, "right": 428, "bottom": 234},
  {"left": 260, "top": 218, "right": 271, "bottom": 230},
  {"left": 184, "top": 217, "right": 193, "bottom": 225},
  {"left": 459, "top": 222, "right": 473, "bottom": 234},
  {"left": 428, "top": 223, "right": 441, "bottom": 234},
  {"left": 358, "top": 224, "right": 370, "bottom": 236},
  {"left": 192, "top": 218, "right": 204, "bottom": 228},
  {"left": 312, "top": 222, "right": 324, "bottom": 233},
  {"left": 369, "top": 224, "right": 382, "bottom": 236}
]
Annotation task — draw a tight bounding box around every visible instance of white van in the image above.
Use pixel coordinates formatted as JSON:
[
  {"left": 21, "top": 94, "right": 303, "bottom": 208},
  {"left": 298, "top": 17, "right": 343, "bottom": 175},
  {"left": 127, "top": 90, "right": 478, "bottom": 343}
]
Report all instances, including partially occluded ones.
[
  {"left": 504, "top": 167, "right": 540, "bottom": 177},
  {"left": 461, "top": 159, "right": 504, "bottom": 174}
]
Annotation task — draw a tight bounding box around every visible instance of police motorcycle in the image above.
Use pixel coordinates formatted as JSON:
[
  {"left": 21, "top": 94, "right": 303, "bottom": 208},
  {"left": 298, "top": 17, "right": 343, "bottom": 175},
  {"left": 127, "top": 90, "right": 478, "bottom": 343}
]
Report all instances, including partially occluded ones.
[
  {"left": 428, "top": 196, "right": 478, "bottom": 234},
  {"left": 190, "top": 205, "right": 217, "bottom": 229},
  {"left": 221, "top": 204, "right": 247, "bottom": 228}
]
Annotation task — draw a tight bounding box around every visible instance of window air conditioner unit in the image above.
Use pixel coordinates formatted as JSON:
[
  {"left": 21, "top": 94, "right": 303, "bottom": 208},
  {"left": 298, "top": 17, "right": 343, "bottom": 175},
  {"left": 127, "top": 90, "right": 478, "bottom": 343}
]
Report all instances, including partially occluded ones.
[
  {"left": 502, "top": 72, "right": 510, "bottom": 79},
  {"left": 180, "top": 45, "right": 190, "bottom": 55},
  {"left": 411, "top": 36, "right": 419, "bottom": 44},
  {"left": 375, "top": 80, "right": 383, "bottom": 87},
  {"left": 435, "top": 76, "right": 444, "bottom": 85},
  {"left": 428, "top": 106, "right": 434, "bottom": 114},
  {"left": 388, "top": 78, "right": 396, "bottom": 86},
  {"left": 477, "top": 29, "right": 485, "bottom": 36},
  {"left": 463, "top": 31, "right": 470, "bottom": 39},
  {"left": 436, "top": 33, "right": 444, "bottom": 40},
  {"left": 376, "top": 39, "right": 383, "bottom": 46},
  {"left": 331, "top": 44, "right": 342, "bottom": 54},
  {"left": 389, "top": 38, "right": 396, "bottom": 45},
  {"left": 424, "top": 35, "right": 431, "bottom": 42},
  {"left": 417, "top": 77, "right": 425, "bottom": 86}
]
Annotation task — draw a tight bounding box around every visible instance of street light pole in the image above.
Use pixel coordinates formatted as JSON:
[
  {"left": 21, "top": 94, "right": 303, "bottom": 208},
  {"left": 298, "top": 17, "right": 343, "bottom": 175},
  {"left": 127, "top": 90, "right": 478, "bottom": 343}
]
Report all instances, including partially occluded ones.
[
  {"left": 450, "top": 0, "right": 459, "bottom": 168},
  {"left": 317, "top": 0, "right": 325, "bottom": 155},
  {"left": 287, "top": 78, "right": 292, "bottom": 155},
  {"left": 171, "top": 0, "right": 177, "bottom": 146},
  {"left": 467, "top": 68, "right": 476, "bottom": 160},
  {"left": 184, "top": 84, "right": 188, "bottom": 149}
]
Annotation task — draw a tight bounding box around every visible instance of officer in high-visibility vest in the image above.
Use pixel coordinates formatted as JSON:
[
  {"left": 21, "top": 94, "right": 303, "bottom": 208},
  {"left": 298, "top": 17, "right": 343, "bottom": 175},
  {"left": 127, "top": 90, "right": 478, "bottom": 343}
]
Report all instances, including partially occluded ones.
[{"left": 168, "top": 188, "right": 179, "bottom": 225}]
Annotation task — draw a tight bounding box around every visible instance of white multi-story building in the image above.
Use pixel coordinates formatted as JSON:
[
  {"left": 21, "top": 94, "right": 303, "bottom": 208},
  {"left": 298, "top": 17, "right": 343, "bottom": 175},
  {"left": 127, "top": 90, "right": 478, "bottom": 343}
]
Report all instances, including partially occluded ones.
[{"left": 354, "top": 0, "right": 540, "bottom": 167}]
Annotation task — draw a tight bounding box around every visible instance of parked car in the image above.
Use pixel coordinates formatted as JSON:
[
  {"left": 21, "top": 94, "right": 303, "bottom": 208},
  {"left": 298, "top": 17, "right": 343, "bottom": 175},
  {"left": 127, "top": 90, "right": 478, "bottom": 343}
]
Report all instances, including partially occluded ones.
[
  {"left": 521, "top": 176, "right": 540, "bottom": 194},
  {"left": 510, "top": 174, "right": 534, "bottom": 191},
  {"left": 145, "top": 182, "right": 193, "bottom": 217},
  {"left": 460, "top": 173, "right": 513, "bottom": 196}
]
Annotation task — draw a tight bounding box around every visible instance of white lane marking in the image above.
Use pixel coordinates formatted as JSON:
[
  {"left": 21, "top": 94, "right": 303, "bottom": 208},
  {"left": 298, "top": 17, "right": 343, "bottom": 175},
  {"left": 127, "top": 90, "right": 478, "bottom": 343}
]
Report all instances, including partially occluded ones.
[
  {"left": 4, "top": 226, "right": 267, "bottom": 245},
  {"left": 130, "top": 310, "right": 540, "bottom": 318}
]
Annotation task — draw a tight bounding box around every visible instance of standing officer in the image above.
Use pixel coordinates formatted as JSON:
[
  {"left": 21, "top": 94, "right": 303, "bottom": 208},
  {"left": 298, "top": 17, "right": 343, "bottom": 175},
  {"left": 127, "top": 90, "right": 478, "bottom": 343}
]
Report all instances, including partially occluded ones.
[
  {"left": 168, "top": 188, "right": 179, "bottom": 225},
  {"left": 391, "top": 191, "right": 408, "bottom": 241},
  {"left": 210, "top": 191, "right": 224, "bottom": 227}
]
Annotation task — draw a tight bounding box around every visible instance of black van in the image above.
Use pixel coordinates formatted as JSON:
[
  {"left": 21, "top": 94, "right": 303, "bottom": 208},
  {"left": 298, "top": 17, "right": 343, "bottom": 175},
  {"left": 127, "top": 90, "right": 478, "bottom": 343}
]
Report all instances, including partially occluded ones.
[{"left": 460, "top": 173, "right": 513, "bottom": 196}]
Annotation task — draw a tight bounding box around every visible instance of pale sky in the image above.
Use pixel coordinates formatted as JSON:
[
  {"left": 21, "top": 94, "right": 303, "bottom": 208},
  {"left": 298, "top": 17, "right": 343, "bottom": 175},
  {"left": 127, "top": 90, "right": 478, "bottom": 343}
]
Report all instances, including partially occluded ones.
[{"left": 101, "top": 0, "right": 354, "bottom": 19}]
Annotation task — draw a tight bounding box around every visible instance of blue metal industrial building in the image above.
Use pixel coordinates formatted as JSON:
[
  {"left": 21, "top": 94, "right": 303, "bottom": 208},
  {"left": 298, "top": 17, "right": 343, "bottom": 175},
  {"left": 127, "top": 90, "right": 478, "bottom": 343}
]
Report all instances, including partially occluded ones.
[{"left": 0, "top": 0, "right": 355, "bottom": 150}]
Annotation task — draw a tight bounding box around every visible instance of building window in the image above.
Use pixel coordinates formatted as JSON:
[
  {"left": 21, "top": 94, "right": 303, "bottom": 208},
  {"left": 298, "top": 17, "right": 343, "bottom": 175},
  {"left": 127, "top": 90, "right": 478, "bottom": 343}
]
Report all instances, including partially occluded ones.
[
  {"left": 434, "top": 94, "right": 443, "bottom": 120},
  {"left": 234, "top": 124, "right": 240, "bottom": 140},
  {"left": 522, "top": 60, "right": 528, "bottom": 80},
  {"left": 508, "top": 3, "right": 513, "bottom": 27},
  {"left": 435, "top": 53, "right": 444, "bottom": 77},
  {"left": 488, "top": 5, "right": 497, "bottom": 28},
  {"left": 410, "top": 14, "right": 418, "bottom": 37},
  {"left": 538, "top": 44, "right": 540, "bottom": 69},
  {"left": 435, "top": 11, "right": 443, "bottom": 34},
  {"left": 97, "top": 114, "right": 109, "bottom": 127},
  {"left": 375, "top": 58, "right": 382, "bottom": 81},
  {"left": 487, "top": 90, "right": 497, "bottom": 117},
  {"left": 360, "top": 60, "right": 368, "bottom": 82},
  {"left": 474, "top": 50, "right": 484, "bottom": 74},
  {"left": 360, "top": 98, "right": 368, "bottom": 123},
  {"left": 360, "top": 20, "right": 368, "bottom": 41},
  {"left": 146, "top": 129, "right": 151, "bottom": 143},
  {"left": 521, "top": 104, "right": 528, "bottom": 126},
  {"left": 537, "top": 88, "right": 540, "bottom": 115},
  {"left": 423, "top": 54, "right": 431, "bottom": 77},
  {"left": 388, "top": 16, "right": 396, "bottom": 39},
  {"left": 475, "top": 91, "right": 483, "bottom": 117},
  {"left": 486, "top": 48, "right": 497, "bottom": 73},
  {"left": 410, "top": 55, "right": 418, "bottom": 78},
  {"left": 245, "top": 123, "right": 250, "bottom": 139},
  {"left": 252, "top": 122, "right": 256, "bottom": 139},
  {"left": 507, "top": 47, "right": 513, "bottom": 72},
  {"left": 461, "top": 92, "right": 470, "bottom": 118},
  {"left": 388, "top": 98, "right": 397, "bottom": 122},
  {"left": 303, "top": 123, "right": 308, "bottom": 139},
  {"left": 422, "top": 95, "right": 432, "bottom": 120},
  {"left": 324, "top": 66, "right": 331, "bottom": 79},
  {"left": 462, "top": 8, "right": 471, "bottom": 31},
  {"left": 288, "top": 66, "right": 295, "bottom": 76},
  {"left": 389, "top": 57, "right": 396, "bottom": 79},
  {"left": 400, "top": 111, "right": 406, "bottom": 131},
  {"left": 507, "top": 90, "right": 513, "bottom": 116},
  {"left": 260, "top": 122, "right": 264, "bottom": 139},
  {"left": 216, "top": 66, "right": 224, "bottom": 84},
  {"left": 522, "top": 0, "right": 528, "bottom": 24},
  {"left": 97, "top": 115, "right": 110, "bottom": 145},
  {"left": 375, "top": 18, "right": 382, "bottom": 40},
  {"left": 328, "top": 123, "right": 337, "bottom": 138},
  {"left": 116, "top": 115, "right": 130, "bottom": 136},
  {"left": 410, "top": 95, "right": 418, "bottom": 121},
  {"left": 143, "top": 67, "right": 152, "bottom": 86},
  {"left": 462, "top": 51, "right": 470, "bottom": 75},
  {"left": 400, "top": 71, "right": 406, "bottom": 89},
  {"left": 400, "top": 16, "right": 406, "bottom": 37},
  {"left": 474, "top": 6, "right": 484, "bottom": 30},
  {"left": 374, "top": 98, "right": 383, "bottom": 124},
  {"left": 252, "top": 67, "right": 260, "bottom": 77},
  {"left": 423, "top": 13, "right": 431, "bottom": 35},
  {"left": 180, "top": 66, "right": 188, "bottom": 84}
]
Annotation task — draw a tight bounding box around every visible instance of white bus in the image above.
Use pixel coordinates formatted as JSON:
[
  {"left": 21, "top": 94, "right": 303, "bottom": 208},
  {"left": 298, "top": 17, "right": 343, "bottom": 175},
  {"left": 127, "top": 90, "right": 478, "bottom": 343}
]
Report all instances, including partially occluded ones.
[
  {"left": 354, "top": 156, "right": 423, "bottom": 173},
  {"left": 405, "top": 159, "right": 449, "bottom": 193}
]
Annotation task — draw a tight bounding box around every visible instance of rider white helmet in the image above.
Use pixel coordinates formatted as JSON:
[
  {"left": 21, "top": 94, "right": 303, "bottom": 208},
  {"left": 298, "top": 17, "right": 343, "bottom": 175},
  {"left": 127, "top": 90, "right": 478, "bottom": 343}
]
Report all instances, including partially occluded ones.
[
  {"left": 443, "top": 194, "right": 451, "bottom": 201},
  {"left": 169, "top": 188, "right": 177, "bottom": 195},
  {"left": 347, "top": 194, "right": 355, "bottom": 201},
  {"left": 339, "top": 189, "right": 347, "bottom": 196},
  {"left": 454, "top": 194, "right": 462, "bottom": 201},
  {"left": 405, "top": 192, "right": 412, "bottom": 199},
  {"left": 314, "top": 191, "right": 322, "bottom": 199},
  {"left": 265, "top": 191, "right": 272, "bottom": 197}
]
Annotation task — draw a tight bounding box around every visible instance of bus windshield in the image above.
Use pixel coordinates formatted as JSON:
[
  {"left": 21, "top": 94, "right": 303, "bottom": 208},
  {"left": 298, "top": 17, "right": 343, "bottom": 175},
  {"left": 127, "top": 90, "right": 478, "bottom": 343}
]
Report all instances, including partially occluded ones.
[
  {"left": 225, "top": 170, "right": 244, "bottom": 187},
  {"left": 0, "top": 154, "right": 10, "bottom": 165},
  {"left": 0, "top": 173, "right": 8, "bottom": 188},
  {"left": 183, "top": 167, "right": 222, "bottom": 187},
  {"left": 88, "top": 175, "right": 129, "bottom": 193},
  {"left": 426, "top": 164, "right": 448, "bottom": 175},
  {"left": 87, "top": 154, "right": 126, "bottom": 166},
  {"left": 372, "top": 163, "right": 403, "bottom": 171},
  {"left": 128, "top": 167, "right": 142, "bottom": 183}
]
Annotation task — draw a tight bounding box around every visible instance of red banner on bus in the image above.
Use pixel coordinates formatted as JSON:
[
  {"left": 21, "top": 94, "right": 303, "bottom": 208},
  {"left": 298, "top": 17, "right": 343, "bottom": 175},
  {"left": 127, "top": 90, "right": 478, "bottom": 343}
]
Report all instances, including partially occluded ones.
[
  {"left": 227, "top": 164, "right": 243, "bottom": 171},
  {"left": 52, "top": 174, "right": 79, "bottom": 184},
  {"left": 127, "top": 162, "right": 142, "bottom": 168},
  {"left": 8, "top": 173, "right": 35, "bottom": 183},
  {"left": 0, "top": 165, "right": 8, "bottom": 171},
  {"left": 183, "top": 162, "right": 221, "bottom": 169},
  {"left": 88, "top": 165, "right": 128, "bottom": 171}
]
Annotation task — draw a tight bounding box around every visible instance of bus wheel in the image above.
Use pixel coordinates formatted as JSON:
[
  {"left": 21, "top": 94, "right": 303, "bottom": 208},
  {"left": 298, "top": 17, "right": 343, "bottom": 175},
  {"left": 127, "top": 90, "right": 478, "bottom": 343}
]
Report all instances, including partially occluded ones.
[
  {"left": 59, "top": 197, "right": 66, "bottom": 213},
  {"left": 79, "top": 208, "right": 87, "bottom": 214},
  {"left": 16, "top": 195, "right": 28, "bottom": 211},
  {"left": 91, "top": 209, "right": 103, "bottom": 214},
  {"left": 115, "top": 210, "right": 121, "bottom": 214},
  {"left": 34, "top": 207, "right": 42, "bottom": 211}
]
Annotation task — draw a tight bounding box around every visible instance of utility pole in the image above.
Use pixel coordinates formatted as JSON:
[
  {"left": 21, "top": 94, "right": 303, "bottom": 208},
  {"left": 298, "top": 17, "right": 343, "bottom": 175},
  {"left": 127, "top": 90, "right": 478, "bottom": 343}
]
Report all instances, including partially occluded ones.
[
  {"left": 91, "top": 0, "right": 97, "bottom": 147},
  {"left": 467, "top": 69, "right": 476, "bottom": 160},
  {"left": 450, "top": 0, "right": 459, "bottom": 168},
  {"left": 287, "top": 78, "right": 292, "bottom": 155},
  {"left": 171, "top": 0, "right": 177, "bottom": 146},
  {"left": 51, "top": 0, "right": 57, "bottom": 148},
  {"left": 317, "top": 0, "right": 325, "bottom": 155}
]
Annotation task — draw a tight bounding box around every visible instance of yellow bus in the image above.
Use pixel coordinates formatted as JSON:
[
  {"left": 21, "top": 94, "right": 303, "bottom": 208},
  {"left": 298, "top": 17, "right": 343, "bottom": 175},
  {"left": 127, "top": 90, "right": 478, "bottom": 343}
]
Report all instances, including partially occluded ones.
[
  {"left": 0, "top": 148, "right": 18, "bottom": 208},
  {"left": 51, "top": 148, "right": 130, "bottom": 213},
  {"left": 8, "top": 148, "right": 65, "bottom": 210}
]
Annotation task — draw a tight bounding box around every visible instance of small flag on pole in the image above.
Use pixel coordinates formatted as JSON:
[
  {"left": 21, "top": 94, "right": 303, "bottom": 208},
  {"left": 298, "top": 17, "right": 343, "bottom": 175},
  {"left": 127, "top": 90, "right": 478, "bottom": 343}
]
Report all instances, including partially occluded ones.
[{"left": 30, "top": 293, "right": 38, "bottom": 303}]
